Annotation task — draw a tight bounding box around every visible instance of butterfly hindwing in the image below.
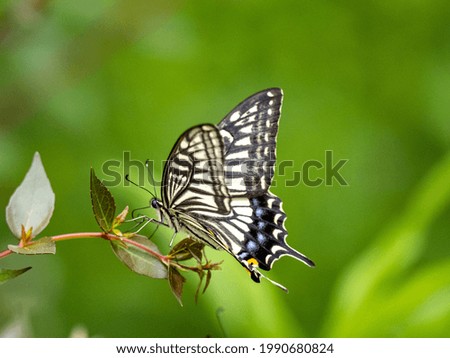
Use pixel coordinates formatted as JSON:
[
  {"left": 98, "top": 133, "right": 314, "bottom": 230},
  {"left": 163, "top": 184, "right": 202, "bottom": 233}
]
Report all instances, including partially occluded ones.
[{"left": 198, "top": 192, "right": 314, "bottom": 277}]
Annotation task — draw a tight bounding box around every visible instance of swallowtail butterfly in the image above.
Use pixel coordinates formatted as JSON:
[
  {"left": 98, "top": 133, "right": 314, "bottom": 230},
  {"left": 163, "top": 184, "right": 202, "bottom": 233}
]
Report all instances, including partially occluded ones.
[{"left": 151, "top": 88, "right": 314, "bottom": 291}]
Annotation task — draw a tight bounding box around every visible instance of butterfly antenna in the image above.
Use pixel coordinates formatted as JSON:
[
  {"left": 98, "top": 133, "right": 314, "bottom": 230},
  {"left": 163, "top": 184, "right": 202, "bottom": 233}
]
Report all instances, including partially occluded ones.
[
  {"left": 125, "top": 174, "right": 155, "bottom": 197},
  {"left": 145, "top": 159, "right": 158, "bottom": 196}
]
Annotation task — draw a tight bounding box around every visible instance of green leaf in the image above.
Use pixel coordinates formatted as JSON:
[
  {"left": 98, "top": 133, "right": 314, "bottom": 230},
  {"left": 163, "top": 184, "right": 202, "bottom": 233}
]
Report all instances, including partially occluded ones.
[
  {"left": 168, "top": 266, "right": 185, "bottom": 306},
  {"left": 323, "top": 152, "right": 450, "bottom": 337},
  {"left": 8, "top": 237, "right": 56, "bottom": 255},
  {"left": 194, "top": 270, "right": 204, "bottom": 304},
  {"left": 90, "top": 168, "right": 116, "bottom": 232},
  {"left": 111, "top": 235, "right": 167, "bottom": 279},
  {"left": 168, "top": 237, "right": 204, "bottom": 262},
  {"left": 373, "top": 259, "right": 450, "bottom": 337},
  {"left": 6, "top": 152, "right": 55, "bottom": 239},
  {"left": 0, "top": 267, "right": 32, "bottom": 285},
  {"left": 194, "top": 263, "right": 219, "bottom": 303}
]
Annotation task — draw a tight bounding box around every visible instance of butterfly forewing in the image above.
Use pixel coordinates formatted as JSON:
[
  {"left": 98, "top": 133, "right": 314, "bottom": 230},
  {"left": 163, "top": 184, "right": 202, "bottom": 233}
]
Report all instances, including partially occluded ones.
[
  {"left": 218, "top": 88, "right": 283, "bottom": 197},
  {"left": 161, "top": 124, "right": 231, "bottom": 216}
]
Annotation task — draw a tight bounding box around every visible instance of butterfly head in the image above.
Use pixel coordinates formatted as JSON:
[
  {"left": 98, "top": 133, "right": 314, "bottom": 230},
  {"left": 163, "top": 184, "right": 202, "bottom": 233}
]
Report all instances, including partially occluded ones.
[
  {"left": 150, "top": 197, "right": 164, "bottom": 221},
  {"left": 150, "top": 197, "right": 161, "bottom": 210},
  {"left": 150, "top": 197, "right": 178, "bottom": 231}
]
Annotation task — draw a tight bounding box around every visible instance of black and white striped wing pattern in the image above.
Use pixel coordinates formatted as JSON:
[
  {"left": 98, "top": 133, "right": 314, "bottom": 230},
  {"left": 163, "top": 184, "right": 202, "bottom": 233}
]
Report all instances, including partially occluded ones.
[
  {"left": 210, "top": 193, "right": 315, "bottom": 280},
  {"left": 161, "top": 124, "right": 231, "bottom": 216},
  {"left": 218, "top": 88, "right": 283, "bottom": 196},
  {"left": 157, "top": 88, "right": 314, "bottom": 289},
  {"left": 211, "top": 89, "right": 314, "bottom": 281}
]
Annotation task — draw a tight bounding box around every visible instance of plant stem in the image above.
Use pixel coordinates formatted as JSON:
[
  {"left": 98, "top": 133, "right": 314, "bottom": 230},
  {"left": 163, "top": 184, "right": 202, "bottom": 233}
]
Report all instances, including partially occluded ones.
[
  {"left": 51, "top": 232, "right": 108, "bottom": 241},
  {"left": 0, "top": 249, "right": 13, "bottom": 259},
  {"left": 50, "top": 232, "right": 168, "bottom": 263},
  {"left": 0, "top": 232, "right": 169, "bottom": 264}
]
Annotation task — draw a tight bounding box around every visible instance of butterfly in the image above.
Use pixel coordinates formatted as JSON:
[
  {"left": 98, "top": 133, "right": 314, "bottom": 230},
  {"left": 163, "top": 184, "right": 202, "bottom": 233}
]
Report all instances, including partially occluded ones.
[{"left": 150, "top": 88, "right": 314, "bottom": 291}]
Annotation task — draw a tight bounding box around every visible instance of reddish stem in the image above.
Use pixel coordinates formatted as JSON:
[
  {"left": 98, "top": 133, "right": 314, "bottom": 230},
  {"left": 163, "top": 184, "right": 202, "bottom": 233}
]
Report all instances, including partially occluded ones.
[
  {"left": 120, "top": 237, "right": 168, "bottom": 263},
  {"left": 0, "top": 232, "right": 169, "bottom": 264},
  {"left": 51, "top": 232, "right": 109, "bottom": 241},
  {"left": 0, "top": 249, "right": 13, "bottom": 259}
]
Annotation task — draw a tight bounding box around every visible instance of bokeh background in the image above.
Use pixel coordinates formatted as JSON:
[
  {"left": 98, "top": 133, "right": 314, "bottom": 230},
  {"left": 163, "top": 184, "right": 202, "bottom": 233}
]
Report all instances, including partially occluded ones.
[{"left": 1, "top": 0, "right": 449, "bottom": 338}]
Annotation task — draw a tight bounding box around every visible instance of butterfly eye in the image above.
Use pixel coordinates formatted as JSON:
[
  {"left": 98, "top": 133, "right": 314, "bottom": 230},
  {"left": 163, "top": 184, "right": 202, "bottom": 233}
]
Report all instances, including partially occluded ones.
[{"left": 151, "top": 198, "right": 159, "bottom": 209}]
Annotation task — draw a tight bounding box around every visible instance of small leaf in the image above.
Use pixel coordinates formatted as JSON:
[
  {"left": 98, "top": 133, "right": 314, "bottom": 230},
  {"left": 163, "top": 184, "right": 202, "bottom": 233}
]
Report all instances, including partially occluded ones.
[
  {"left": 90, "top": 168, "right": 116, "bottom": 232},
  {"left": 8, "top": 237, "right": 56, "bottom": 255},
  {"left": 194, "top": 264, "right": 218, "bottom": 303},
  {"left": 194, "top": 270, "right": 205, "bottom": 304},
  {"left": 0, "top": 267, "right": 32, "bottom": 285},
  {"left": 111, "top": 235, "right": 167, "bottom": 279},
  {"left": 204, "top": 269, "right": 212, "bottom": 294},
  {"left": 113, "top": 206, "right": 129, "bottom": 227},
  {"left": 168, "top": 266, "right": 186, "bottom": 306},
  {"left": 169, "top": 237, "right": 204, "bottom": 262},
  {"left": 111, "top": 206, "right": 129, "bottom": 236},
  {"left": 6, "top": 152, "right": 55, "bottom": 239}
]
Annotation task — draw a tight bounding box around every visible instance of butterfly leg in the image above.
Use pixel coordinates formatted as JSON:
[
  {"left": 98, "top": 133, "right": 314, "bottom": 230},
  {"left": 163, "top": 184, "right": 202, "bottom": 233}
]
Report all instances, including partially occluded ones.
[
  {"left": 126, "top": 215, "right": 170, "bottom": 234},
  {"left": 169, "top": 231, "right": 177, "bottom": 247}
]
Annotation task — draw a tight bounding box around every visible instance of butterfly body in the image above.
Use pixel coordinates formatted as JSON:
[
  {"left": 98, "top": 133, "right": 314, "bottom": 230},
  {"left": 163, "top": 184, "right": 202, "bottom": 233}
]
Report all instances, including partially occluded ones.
[{"left": 152, "top": 88, "right": 314, "bottom": 290}]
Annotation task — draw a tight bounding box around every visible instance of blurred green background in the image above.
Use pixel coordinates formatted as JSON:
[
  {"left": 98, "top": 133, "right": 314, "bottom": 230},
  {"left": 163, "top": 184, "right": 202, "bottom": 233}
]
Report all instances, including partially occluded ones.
[{"left": 1, "top": 0, "right": 449, "bottom": 338}]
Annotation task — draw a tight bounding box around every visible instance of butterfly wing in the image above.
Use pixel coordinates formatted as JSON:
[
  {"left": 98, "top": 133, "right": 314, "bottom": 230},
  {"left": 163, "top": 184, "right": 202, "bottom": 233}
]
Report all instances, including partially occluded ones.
[
  {"left": 218, "top": 88, "right": 283, "bottom": 197},
  {"left": 158, "top": 89, "right": 314, "bottom": 288},
  {"left": 160, "top": 124, "right": 237, "bottom": 251},
  {"left": 203, "top": 193, "right": 315, "bottom": 283},
  {"left": 215, "top": 88, "right": 314, "bottom": 280},
  {"left": 161, "top": 124, "right": 231, "bottom": 216}
]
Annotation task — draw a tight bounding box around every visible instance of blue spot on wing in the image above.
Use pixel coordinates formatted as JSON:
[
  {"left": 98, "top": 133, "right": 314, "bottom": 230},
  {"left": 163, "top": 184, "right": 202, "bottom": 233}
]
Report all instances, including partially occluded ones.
[
  {"left": 255, "top": 208, "right": 264, "bottom": 217},
  {"left": 257, "top": 232, "right": 267, "bottom": 244},
  {"left": 246, "top": 240, "right": 258, "bottom": 253}
]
